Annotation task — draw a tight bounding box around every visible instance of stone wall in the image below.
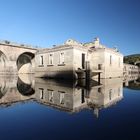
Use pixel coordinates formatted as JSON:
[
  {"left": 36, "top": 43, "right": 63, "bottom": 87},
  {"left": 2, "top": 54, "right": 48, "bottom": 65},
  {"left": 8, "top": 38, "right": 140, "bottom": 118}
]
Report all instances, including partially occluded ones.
[
  {"left": 123, "top": 63, "right": 139, "bottom": 78},
  {"left": 90, "top": 48, "right": 123, "bottom": 79},
  {"left": 35, "top": 46, "right": 87, "bottom": 79},
  {"left": 0, "top": 42, "right": 37, "bottom": 74}
]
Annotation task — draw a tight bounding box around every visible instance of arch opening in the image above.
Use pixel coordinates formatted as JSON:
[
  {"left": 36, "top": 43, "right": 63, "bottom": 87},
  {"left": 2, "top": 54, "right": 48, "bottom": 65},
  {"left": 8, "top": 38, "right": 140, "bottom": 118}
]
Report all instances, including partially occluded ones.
[
  {"left": 17, "top": 52, "right": 35, "bottom": 74},
  {"left": 0, "top": 81, "right": 8, "bottom": 98},
  {"left": 17, "top": 77, "right": 35, "bottom": 96},
  {"left": 0, "top": 51, "right": 7, "bottom": 68}
]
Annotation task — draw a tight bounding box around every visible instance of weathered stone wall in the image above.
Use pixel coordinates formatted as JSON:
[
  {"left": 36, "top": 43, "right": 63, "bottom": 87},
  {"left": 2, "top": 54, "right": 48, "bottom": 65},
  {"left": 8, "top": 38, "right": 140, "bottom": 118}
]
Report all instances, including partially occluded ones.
[
  {"left": 35, "top": 47, "right": 74, "bottom": 78},
  {"left": 90, "top": 48, "right": 123, "bottom": 79},
  {"left": 104, "top": 49, "right": 123, "bottom": 78},
  {"left": 0, "top": 43, "right": 37, "bottom": 74},
  {"left": 35, "top": 46, "right": 124, "bottom": 79},
  {"left": 89, "top": 49, "right": 105, "bottom": 78},
  {"left": 124, "top": 63, "right": 139, "bottom": 76},
  {"left": 73, "top": 48, "right": 88, "bottom": 70}
]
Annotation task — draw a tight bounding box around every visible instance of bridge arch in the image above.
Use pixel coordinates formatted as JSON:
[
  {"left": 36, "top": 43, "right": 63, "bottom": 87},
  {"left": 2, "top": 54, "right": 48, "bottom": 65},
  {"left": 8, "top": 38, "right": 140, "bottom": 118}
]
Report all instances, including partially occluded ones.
[
  {"left": 0, "top": 81, "right": 8, "bottom": 98},
  {"left": 17, "top": 77, "right": 35, "bottom": 96},
  {"left": 17, "top": 52, "right": 35, "bottom": 73},
  {"left": 0, "top": 50, "right": 7, "bottom": 67}
]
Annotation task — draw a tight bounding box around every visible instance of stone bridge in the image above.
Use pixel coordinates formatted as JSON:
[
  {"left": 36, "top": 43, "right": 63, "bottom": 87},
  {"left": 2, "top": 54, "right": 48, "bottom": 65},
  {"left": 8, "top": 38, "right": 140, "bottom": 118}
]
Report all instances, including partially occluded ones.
[{"left": 0, "top": 40, "right": 37, "bottom": 74}]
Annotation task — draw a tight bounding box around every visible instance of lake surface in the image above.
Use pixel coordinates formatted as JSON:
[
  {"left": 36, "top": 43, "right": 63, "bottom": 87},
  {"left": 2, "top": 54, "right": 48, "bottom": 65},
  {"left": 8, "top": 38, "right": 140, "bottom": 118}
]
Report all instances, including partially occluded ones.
[{"left": 0, "top": 75, "right": 139, "bottom": 140}]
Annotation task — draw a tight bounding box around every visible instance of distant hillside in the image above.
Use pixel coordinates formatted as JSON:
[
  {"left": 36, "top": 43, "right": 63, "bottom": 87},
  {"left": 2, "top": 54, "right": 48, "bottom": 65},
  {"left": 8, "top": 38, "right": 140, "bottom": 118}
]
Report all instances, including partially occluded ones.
[{"left": 124, "top": 54, "right": 140, "bottom": 66}]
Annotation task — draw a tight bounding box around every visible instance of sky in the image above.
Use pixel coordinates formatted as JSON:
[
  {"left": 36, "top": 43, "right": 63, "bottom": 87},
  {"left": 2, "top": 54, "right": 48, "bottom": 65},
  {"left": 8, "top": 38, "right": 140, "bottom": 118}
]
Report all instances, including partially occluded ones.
[{"left": 0, "top": 0, "right": 139, "bottom": 55}]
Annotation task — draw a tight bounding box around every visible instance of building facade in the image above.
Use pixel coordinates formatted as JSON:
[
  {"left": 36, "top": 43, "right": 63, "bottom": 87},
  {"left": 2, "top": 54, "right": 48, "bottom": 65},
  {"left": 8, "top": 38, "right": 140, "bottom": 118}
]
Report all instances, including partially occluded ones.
[
  {"left": 124, "top": 63, "right": 139, "bottom": 76},
  {"left": 35, "top": 38, "right": 123, "bottom": 80},
  {"left": 0, "top": 38, "right": 139, "bottom": 80}
]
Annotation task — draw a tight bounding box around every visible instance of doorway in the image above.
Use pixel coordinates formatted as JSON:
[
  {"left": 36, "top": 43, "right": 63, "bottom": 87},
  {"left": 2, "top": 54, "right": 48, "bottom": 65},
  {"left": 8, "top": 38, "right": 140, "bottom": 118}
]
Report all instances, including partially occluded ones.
[{"left": 82, "top": 53, "right": 85, "bottom": 69}]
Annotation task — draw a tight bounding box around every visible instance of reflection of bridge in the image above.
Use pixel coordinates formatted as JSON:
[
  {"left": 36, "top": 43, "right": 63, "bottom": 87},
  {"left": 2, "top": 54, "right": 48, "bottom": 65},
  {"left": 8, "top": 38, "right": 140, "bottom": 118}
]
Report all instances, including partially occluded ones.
[
  {"left": 123, "top": 75, "right": 140, "bottom": 90},
  {"left": 0, "top": 75, "right": 35, "bottom": 107},
  {"left": 0, "top": 75, "right": 126, "bottom": 118},
  {"left": 1, "top": 74, "right": 139, "bottom": 117},
  {"left": 123, "top": 74, "right": 139, "bottom": 87},
  {"left": 0, "top": 41, "right": 37, "bottom": 74}
]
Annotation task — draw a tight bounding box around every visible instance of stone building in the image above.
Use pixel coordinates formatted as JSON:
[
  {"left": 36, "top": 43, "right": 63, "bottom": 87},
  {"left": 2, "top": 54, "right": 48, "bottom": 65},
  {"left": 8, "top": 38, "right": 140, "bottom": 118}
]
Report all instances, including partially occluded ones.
[
  {"left": 123, "top": 63, "right": 140, "bottom": 86},
  {"left": 0, "top": 38, "right": 139, "bottom": 81},
  {"left": 35, "top": 40, "right": 89, "bottom": 79},
  {"left": 123, "top": 63, "right": 139, "bottom": 77},
  {"left": 35, "top": 38, "right": 123, "bottom": 80}
]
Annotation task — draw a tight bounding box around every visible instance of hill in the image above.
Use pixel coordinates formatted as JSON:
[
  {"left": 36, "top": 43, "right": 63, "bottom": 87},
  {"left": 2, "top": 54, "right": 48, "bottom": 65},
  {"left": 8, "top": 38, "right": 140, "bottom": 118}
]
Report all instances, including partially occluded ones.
[{"left": 124, "top": 54, "right": 140, "bottom": 66}]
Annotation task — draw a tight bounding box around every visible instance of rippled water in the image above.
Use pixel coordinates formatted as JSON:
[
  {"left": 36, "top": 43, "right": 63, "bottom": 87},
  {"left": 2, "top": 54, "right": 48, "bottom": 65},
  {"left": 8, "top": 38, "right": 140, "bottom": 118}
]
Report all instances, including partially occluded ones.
[{"left": 0, "top": 75, "right": 139, "bottom": 140}]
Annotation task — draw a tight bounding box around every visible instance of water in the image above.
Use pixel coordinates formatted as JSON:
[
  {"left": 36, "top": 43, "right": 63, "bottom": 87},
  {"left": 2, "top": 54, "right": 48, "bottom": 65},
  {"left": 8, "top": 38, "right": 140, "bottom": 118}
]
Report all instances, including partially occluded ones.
[{"left": 0, "top": 75, "right": 139, "bottom": 140}]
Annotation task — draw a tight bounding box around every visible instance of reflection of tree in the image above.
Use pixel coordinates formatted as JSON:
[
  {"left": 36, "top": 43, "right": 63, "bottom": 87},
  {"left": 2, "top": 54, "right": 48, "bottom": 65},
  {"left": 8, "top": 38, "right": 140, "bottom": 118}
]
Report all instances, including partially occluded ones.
[{"left": 17, "top": 77, "right": 35, "bottom": 96}]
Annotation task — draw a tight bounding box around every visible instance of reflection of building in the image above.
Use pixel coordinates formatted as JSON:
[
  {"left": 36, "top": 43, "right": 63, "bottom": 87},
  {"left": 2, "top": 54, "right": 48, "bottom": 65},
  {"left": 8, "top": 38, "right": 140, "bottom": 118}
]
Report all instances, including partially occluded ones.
[
  {"left": 125, "top": 79, "right": 140, "bottom": 90},
  {"left": 34, "top": 77, "right": 124, "bottom": 117},
  {"left": 123, "top": 63, "right": 140, "bottom": 87},
  {"left": 123, "top": 73, "right": 140, "bottom": 90},
  {"left": 34, "top": 78, "right": 87, "bottom": 112},
  {"left": 87, "top": 78, "right": 123, "bottom": 117},
  {"left": 35, "top": 38, "right": 123, "bottom": 80},
  {"left": 1, "top": 75, "right": 139, "bottom": 118}
]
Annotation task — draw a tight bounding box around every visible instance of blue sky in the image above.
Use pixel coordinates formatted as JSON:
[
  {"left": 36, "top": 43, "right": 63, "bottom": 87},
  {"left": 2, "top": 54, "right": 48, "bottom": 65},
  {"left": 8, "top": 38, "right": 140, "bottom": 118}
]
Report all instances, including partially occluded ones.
[{"left": 0, "top": 0, "right": 139, "bottom": 55}]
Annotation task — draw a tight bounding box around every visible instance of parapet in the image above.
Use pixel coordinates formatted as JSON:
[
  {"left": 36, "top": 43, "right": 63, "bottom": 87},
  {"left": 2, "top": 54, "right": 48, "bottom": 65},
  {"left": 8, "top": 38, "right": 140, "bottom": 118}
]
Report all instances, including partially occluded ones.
[{"left": 0, "top": 40, "right": 38, "bottom": 50}]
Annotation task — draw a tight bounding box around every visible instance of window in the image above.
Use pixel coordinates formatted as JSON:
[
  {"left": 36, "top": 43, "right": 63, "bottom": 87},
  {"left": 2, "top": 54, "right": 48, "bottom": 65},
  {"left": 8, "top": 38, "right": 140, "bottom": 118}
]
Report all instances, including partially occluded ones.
[
  {"left": 118, "top": 88, "right": 121, "bottom": 96},
  {"left": 124, "top": 66, "right": 126, "bottom": 71},
  {"left": 82, "top": 53, "right": 85, "bottom": 69},
  {"left": 59, "top": 52, "right": 64, "bottom": 64},
  {"left": 110, "top": 55, "right": 112, "bottom": 66},
  {"left": 81, "top": 89, "right": 85, "bottom": 103},
  {"left": 98, "top": 64, "right": 102, "bottom": 70},
  {"left": 118, "top": 57, "right": 120, "bottom": 67},
  {"left": 49, "top": 54, "right": 53, "bottom": 65},
  {"left": 39, "top": 88, "right": 44, "bottom": 99},
  {"left": 98, "top": 87, "right": 101, "bottom": 93},
  {"left": 59, "top": 92, "right": 65, "bottom": 104},
  {"left": 109, "top": 89, "right": 112, "bottom": 100},
  {"left": 39, "top": 56, "right": 44, "bottom": 66},
  {"left": 48, "top": 90, "right": 53, "bottom": 102}
]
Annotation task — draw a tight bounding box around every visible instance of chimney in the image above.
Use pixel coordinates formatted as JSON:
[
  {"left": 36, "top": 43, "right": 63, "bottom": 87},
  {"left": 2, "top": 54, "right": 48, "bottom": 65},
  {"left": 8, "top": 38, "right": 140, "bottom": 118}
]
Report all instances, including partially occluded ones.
[{"left": 94, "top": 37, "right": 100, "bottom": 47}]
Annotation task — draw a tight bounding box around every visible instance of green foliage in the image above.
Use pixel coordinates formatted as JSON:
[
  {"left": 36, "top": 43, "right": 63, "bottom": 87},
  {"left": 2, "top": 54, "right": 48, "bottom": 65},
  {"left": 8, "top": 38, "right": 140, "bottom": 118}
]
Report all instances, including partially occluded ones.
[{"left": 124, "top": 54, "right": 140, "bottom": 66}]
